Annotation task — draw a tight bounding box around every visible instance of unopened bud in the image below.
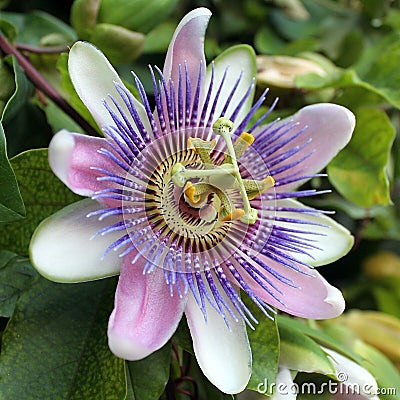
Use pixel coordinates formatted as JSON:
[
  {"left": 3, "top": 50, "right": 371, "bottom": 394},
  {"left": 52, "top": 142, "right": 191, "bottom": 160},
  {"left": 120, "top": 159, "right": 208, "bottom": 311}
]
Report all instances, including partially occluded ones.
[
  {"left": 257, "top": 55, "right": 326, "bottom": 89},
  {"left": 70, "top": 0, "right": 101, "bottom": 40},
  {"left": 341, "top": 310, "right": 400, "bottom": 364},
  {"left": 90, "top": 23, "right": 145, "bottom": 64},
  {"left": 96, "top": 0, "right": 178, "bottom": 34},
  {"left": 363, "top": 251, "right": 400, "bottom": 279}
]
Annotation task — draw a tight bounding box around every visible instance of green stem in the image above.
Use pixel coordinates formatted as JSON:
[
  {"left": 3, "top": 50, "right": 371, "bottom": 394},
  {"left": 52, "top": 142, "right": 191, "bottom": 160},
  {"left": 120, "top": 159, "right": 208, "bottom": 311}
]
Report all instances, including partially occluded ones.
[{"left": 16, "top": 42, "right": 70, "bottom": 54}]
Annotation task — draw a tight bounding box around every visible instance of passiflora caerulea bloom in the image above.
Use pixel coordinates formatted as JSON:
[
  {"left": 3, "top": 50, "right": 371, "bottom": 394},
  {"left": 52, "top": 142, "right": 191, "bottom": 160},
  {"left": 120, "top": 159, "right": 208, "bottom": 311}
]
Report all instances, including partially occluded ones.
[{"left": 30, "top": 8, "right": 355, "bottom": 394}]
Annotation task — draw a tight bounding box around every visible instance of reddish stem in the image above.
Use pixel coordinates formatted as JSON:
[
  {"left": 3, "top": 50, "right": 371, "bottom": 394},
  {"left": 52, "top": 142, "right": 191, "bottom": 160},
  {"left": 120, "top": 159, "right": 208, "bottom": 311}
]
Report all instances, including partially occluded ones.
[{"left": 0, "top": 35, "right": 98, "bottom": 136}]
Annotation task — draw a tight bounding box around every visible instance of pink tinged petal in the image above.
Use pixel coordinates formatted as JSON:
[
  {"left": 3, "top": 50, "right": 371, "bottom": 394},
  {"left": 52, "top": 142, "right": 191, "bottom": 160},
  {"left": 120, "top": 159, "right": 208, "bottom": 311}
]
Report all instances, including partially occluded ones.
[
  {"left": 163, "top": 8, "right": 211, "bottom": 98},
  {"left": 264, "top": 103, "right": 355, "bottom": 190},
  {"left": 270, "top": 368, "right": 296, "bottom": 400},
  {"left": 49, "top": 129, "right": 122, "bottom": 197},
  {"left": 185, "top": 292, "right": 252, "bottom": 394},
  {"left": 29, "top": 199, "right": 122, "bottom": 282},
  {"left": 68, "top": 41, "right": 151, "bottom": 133},
  {"left": 274, "top": 199, "right": 354, "bottom": 267},
  {"left": 205, "top": 45, "right": 257, "bottom": 128},
  {"left": 323, "top": 347, "right": 379, "bottom": 399},
  {"left": 244, "top": 254, "right": 345, "bottom": 319},
  {"left": 108, "top": 257, "right": 186, "bottom": 360}
]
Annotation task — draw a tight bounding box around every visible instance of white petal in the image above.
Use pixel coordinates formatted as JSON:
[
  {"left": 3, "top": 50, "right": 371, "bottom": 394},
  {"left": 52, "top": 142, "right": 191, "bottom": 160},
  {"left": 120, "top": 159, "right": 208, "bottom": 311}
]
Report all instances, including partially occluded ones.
[
  {"left": 323, "top": 347, "right": 379, "bottom": 399},
  {"left": 274, "top": 199, "right": 354, "bottom": 266},
  {"left": 30, "top": 199, "right": 122, "bottom": 282},
  {"left": 185, "top": 292, "right": 252, "bottom": 394},
  {"left": 68, "top": 41, "right": 151, "bottom": 133},
  {"left": 271, "top": 367, "right": 297, "bottom": 400},
  {"left": 205, "top": 45, "right": 256, "bottom": 130}
]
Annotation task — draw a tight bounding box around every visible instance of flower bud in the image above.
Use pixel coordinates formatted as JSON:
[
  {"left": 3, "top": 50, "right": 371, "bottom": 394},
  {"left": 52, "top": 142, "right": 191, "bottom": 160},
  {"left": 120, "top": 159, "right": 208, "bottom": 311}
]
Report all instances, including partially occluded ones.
[
  {"left": 340, "top": 310, "right": 400, "bottom": 364},
  {"left": 256, "top": 55, "right": 326, "bottom": 89},
  {"left": 363, "top": 251, "right": 400, "bottom": 279},
  {"left": 96, "top": 0, "right": 178, "bottom": 34},
  {"left": 70, "top": 0, "right": 101, "bottom": 40},
  {"left": 90, "top": 23, "right": 145, "bottom": 64},
  {"left": 71, "top": 0, "right": 173, "bottom": 63}
]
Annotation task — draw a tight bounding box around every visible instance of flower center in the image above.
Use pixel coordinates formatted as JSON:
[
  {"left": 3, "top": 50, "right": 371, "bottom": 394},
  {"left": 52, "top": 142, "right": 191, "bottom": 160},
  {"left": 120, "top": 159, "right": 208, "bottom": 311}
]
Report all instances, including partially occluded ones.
[
  {"left": 171, "top": 117, "right": 274, "bottom": 224},
  {"left": 118, "top": 120, "right": 276, "bottom": 268}
]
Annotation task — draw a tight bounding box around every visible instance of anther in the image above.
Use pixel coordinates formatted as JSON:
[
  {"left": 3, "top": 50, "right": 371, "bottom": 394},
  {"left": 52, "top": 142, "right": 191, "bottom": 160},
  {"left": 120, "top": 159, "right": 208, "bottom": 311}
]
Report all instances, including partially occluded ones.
[{"left": 224, "top": 132, "right": 255, "bottom": 164}]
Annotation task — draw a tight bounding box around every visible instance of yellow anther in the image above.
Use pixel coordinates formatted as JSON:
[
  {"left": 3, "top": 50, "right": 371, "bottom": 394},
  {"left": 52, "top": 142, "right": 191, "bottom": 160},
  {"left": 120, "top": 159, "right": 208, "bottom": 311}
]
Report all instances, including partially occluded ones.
[
  {"left": 245, "top": 175, "right": 275, "bottom": 200},
  {"left": 184, "top": 181, "right": 198, "bottom": 203},
  {"left": 221, "top": 208, "right": 245, "bottom": 222},
  {"left": 263, "top": 175, "right": 275, "bottom": 188},
  {"left": 224, "top": 132, "right": 255, "bottom": 164},
  {"left": 239, "top": 132, "right": 255, "bottom": 145}
]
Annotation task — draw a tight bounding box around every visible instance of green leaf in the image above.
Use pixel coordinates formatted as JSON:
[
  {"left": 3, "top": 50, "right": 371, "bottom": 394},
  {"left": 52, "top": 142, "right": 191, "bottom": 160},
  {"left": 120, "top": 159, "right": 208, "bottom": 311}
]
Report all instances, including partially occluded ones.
[
  {"left": 355, "top": 33, "right": 400, "bottom": 108},
  {"left": 353, "top": 341, "right": 400, "bottom": 400},
  {"left": 0, "top": 10, "right": 76, "bottom": 45},
  {"left": 0, "top": 276, "right": 126, "bottom": 400},
  {"left": 0, "top": 149, "right": 81, "bottom": 254},
  {"left": 328, "top": 108, "right": 395, "bottom": 207},
  {"left": 127, "top": 342, "right": 171, "bottom": 400},
  {"left": 361, "top": 205, "right": 400, "bottom": 241},
  {"left": 0, "top": 18, "right": 17, "bottom": 42},
  {"left": 2, "top": 55, "right": 51, "bottom": 157},
  {"left": 0, "top": 57, "right": 16, "bottom": 114},
  {"left": 246, "top": 311, "right": 279, "bottom": 395},
  {"left": 278, "top": 322, "right": 336, "bottom": 376},
  {"left": 277, "top": 315, "right": 362, "bottom": 364},
  {"left": 185, "top": 353, "right": 236, "bottom": 400},
  {"left": 96, "top": 0, "right": 179, "bottom": 34},
  {"left": 0, "top": 123, "right": 25, "bottom": 223},
  {"left": 295, "top": 373, "right": 334, "bottom": 400},
  {"left": 373, "top": 285, "right": 400, "bottom": 318},
  {"left": 254, "top": 25, "right": 285, "bottom": 54},
  {"left": 0, "top": 250, "right": 37, "bottom": 317},
  {"left": 0, "top": 54, "right": 33, "bottom": 223},
  {"left": 173, "top": 317, "right": 194, "bottom": 354},
  {"left": 33, "top": 97, "right": 84, "bottom": 134},
  {"left": 143, "top": 21, "right": 176, "bottom": 54}
]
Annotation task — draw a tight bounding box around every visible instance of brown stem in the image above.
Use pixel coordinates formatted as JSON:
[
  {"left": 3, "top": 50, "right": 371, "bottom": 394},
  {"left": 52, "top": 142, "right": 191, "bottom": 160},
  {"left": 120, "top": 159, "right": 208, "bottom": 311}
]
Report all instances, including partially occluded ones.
[
  {"left": 0, "top": 35, "right": 98, "bottom": 136},
  {"left": 16, "top": 42, "right": 70, "bottom": 54}
]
